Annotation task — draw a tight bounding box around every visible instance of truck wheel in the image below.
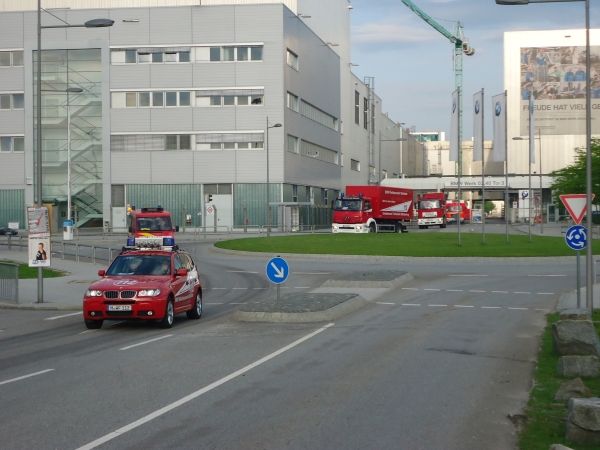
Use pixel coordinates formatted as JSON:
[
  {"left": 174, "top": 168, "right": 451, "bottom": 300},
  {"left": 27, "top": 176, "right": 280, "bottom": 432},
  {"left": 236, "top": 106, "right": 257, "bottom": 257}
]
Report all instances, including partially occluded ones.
[
  {"left": 419, "top": 225, "right": 424, "bottom": 230},
  {"left": 441, "top": 222, "right": 447, "bottom": 229},
  {"left": 369, "top": 223, "right": 376, "bottom": 233},
  {"left": 159, "top": 299, "right": 175, "bottom": 328}
]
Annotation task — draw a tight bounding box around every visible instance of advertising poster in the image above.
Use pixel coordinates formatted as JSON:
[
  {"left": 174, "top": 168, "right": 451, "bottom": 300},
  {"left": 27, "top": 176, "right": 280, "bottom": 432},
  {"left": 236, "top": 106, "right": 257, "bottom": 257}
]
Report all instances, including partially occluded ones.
[
  {"left": 27, "top": 207, "right": 51, "bottom": 268},
  {"left": 520, "top": 45, "right": 600, "bottom": 135}
]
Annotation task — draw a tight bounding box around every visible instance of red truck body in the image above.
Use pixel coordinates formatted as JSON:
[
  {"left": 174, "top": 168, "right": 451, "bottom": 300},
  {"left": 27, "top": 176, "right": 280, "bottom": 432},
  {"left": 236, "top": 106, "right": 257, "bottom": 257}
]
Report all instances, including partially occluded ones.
[
  {"left": 332, "top": 186, "right": 413, "bottom": 233},
  {"left": 127, "top": 206, "right": 177, "bottom": 248},
  {"left": 445, "top": 201, "right": 471, "bottom": 224},
  {"left": 417, "top": 192, "right": 447, "bottom": 229}
]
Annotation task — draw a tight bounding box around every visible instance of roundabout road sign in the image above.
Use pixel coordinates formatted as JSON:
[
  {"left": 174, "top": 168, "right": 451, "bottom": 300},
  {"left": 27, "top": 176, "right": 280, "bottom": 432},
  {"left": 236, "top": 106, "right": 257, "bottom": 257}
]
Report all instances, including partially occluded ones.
[
  {"left": 565, "top": 225, "right": 587, "bottom": 251},
  {"left": 266, "top": 257, "right": 289, "bottom": 284}
]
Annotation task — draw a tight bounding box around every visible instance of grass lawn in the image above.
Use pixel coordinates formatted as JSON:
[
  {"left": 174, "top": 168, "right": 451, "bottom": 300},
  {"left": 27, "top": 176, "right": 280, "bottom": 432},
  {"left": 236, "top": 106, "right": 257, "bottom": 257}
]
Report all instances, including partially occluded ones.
[
  {"left": 0, "top": 260, "right": 65, "bottom": 279},
  {"left": 215, "top": 233, "right": 598, "bottom": 257},
  {"left": 519, "top": 311, "right": 600, "bottom": 450}
]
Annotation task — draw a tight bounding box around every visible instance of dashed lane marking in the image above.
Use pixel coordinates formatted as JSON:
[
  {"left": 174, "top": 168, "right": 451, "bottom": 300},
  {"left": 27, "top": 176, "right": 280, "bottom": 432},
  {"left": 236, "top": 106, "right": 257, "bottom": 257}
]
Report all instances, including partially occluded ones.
[
  {"left": 45, "top": 312, "right": 81, "bottom": 321},
  {"left": 536, "top": 292, "right": 555, "bottom": 295},
  {"left": 399, "top": 288, "right": 554, "bottom": 296},
  {"left": 481, "top": 306, "right": 502, "bottom": 309},
  {"left": 469, "top": 290, "right": 486, "bottom": 293},
  {"left": 514, "top": 291, "right": 532, "bottom": 295},
  {"left": 227, "top": 270, "right": 259, "bottom": 274},
  {"left": 454, "top": 305, "right": 475, "bottom": 308},
  {"left": 376, "top": 303, "right": 550, "bottom": 312},
  {"left": 423, "top": 288, "right": 441, "bottom": 291},
  {"left": 429, "top": 304, "right": 447, "bottom": 307},
  {"left": 119, "top": 334, "right": 173, "bottom": 351},
  {"left": 0, "top": 369, "right": 54, "bottom": 387},
  {"left": 491, "top": 291, "right": 509, "bottom": 294},
  {"left": 401, "top": 303, "right": 421, "bottom": 307},
  {"left": 401, "top": 288, "right": 420, "bottom": 291},
  {"left": 527, "top": 274, "right": 566, "bottom": 277},
  {"left": 446, "top": 289, "right": 464, "bottom": 292},
  {"left": 508, "top": 307, "right": 529, "bottom": 310},
  {"left": 376, "top": 302, "right": 395, "bottom": 305}
]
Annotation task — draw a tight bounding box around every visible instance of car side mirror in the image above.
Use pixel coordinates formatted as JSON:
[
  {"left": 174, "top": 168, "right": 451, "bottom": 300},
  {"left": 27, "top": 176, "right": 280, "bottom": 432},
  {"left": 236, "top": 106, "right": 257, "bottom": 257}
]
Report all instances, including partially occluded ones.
[
  {"left": 98, "top": 269, "right": 106, "bottom": 277},
  {"left": 175, "top": 268, "right": 188, "bottom": 277}
]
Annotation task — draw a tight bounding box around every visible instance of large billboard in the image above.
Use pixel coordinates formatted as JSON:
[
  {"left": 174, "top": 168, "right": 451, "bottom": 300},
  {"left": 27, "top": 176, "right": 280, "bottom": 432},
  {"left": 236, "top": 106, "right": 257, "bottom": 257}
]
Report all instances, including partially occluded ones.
[{"left": 520, "top": 45, "right": 600, "bottom": 135}]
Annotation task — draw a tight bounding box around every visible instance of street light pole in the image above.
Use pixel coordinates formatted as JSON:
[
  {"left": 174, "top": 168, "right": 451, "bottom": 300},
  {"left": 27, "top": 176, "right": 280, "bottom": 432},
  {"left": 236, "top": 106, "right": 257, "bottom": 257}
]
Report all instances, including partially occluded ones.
[
  {"left": 265, "top": 117, "right": 282, "bottom": 237},
  {"left": 496, "top": 0, "right": 592, "bottom": 311},
  {"left": 539, "top": 128, "right": 543, "bottom": 234},
  {"left": 35, "top": 1, "right": 114, "bottom": 302}
]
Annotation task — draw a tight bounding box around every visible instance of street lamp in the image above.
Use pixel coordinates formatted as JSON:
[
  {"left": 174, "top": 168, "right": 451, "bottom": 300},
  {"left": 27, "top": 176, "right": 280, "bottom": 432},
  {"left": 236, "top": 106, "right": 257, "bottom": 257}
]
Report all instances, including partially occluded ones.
[
  {"left": 265, "top": 117, "right": 282, "bottom": 237},
  {"left": 496, "top": 0, "right": 593, "bottom": 312},
  {"left": 35, "top": 0, "right": 113, "bottom": 302}
]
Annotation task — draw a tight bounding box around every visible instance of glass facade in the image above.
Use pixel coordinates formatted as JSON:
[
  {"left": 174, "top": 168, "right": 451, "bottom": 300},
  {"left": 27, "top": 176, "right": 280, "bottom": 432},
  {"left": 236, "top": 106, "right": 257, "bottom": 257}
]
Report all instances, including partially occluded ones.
[{"left": 34, "top": 48, "right": 103, "bottom": 226}]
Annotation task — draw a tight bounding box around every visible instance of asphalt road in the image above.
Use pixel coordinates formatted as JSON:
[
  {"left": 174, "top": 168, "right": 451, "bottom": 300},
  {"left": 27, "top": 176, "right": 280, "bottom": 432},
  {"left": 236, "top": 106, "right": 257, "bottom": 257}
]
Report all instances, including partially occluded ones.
[{"left": 0, "top": 241, "right": 573, "bottom": 450}]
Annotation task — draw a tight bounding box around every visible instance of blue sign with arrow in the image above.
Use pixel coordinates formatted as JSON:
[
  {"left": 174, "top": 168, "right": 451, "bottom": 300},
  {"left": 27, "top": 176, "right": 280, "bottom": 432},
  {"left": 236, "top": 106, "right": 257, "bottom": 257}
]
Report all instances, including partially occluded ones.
[
  {"left": 266, "top": 256, "right": 289, "bottom": 284},
  {"left": 565, "top": 225, "right": 587, "bottom": 251}
]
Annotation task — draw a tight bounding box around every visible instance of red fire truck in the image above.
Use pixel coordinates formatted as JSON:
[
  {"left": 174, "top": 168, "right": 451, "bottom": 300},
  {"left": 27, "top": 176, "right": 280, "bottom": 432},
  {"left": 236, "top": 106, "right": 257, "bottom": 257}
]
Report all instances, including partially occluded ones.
[
  {"left": 417, "top": 192, "right": 447, "bottom": 229},
  {"left": 445, "top": 201, "right": 471, "bottom": 224},
  {"left": 127, "top": 206, "right": 177, "bottom": 248},
  {"left": 332, "top": 186, "right": 413, "bottom": 233}
]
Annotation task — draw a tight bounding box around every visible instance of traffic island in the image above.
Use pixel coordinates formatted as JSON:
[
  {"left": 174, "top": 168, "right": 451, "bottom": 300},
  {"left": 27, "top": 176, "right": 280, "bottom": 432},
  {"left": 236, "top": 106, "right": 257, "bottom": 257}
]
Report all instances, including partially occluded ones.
[{"left": 233, "top": 292, "right": 368, "bottom": 323}]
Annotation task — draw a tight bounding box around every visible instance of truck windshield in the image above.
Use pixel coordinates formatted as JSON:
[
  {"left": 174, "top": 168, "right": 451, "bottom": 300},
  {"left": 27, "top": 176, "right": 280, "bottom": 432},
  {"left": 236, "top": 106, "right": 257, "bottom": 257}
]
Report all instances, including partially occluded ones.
[
  {"left": 136, "top": 217, "right": 172, "bottom": 231},
  {"left": 419, "top": 200, "right": 440, "bottom": 209},
  {"left": 334, "top": 199, "right": 363, "bottom": 211},
  {"left": 447, "top": 205, "right": 461, "bottom": 212}
]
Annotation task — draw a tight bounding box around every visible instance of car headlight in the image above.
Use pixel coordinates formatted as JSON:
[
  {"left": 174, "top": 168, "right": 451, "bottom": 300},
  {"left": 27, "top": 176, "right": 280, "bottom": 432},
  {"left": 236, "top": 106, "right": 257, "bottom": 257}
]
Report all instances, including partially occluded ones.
[
  {"left": 138, "top": 289, "right": 161, "bottom": 297},
  {"left": 85, "top": 289, "right": 103, "bottom": 297}
]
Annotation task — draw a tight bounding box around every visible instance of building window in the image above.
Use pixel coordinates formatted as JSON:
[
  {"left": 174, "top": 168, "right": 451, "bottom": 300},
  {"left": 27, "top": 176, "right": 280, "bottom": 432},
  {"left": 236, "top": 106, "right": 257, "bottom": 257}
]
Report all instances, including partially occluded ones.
[
  {"left": 363, "top": 98, "right": 368, "bottom": 130},
  {"left": 299, "top": 140, "right": 338, "bottom": 164},
  {"left": 210, "top": 47, "right": 221, "bottom": 61},
  {"left": 179, "top": 91, "right": 191, "bottom": 106},
  {"left": 350, "top": 159, "right": 360, "bottom": 171},
  {"left": 222, "top": 47, "right": 235, "bottom": 61},
  {"left": 286, "top": 49, "right": 299, "bottom": 70},
  {"left": 125, "top": 92, "right": 137, "bottom": 107},
  {"left": 287, "top": 92, "right": 299, "bottom": 112},
  {"left": 0, "top": 50, "right": 23, "bottom": 67},
  {"left": 250, "top": 46, "right": 263, "bottom": 61},
  {"left": 0, "top": 52, "right": 9, "bottom": 66},
  {"left": 300, "top": 100, "right": 338, "bottom": 131},
  {"left": 0, "top": 93, "right": 24, "bottom": 110},
  {"left": 125, "top": 49, "right": 137, "bottom": 63},
  {"left": 165, "top": 91, "right": 178, "bottom": 107},
  {"left": 237, "top": 47, "right": 249, "bottom": 61},
  {"left": 139, "top": 92, "right": 150, "bottom": 107},
  {"left": 195, "top": 132, "right": 264, "bottom": 150},
  {"left": 354, "top": 90, "right": 360, "bottom": 125},
  {"left": 287, "top": 134, "right": 299, "bottom": 154},
  {"left": 111, "top": 134, "right": 193, "bottom": 151},
  {"left": 0, "top": 136, "right": 23, "bottom": 153},
  {"left": 292, "top": 185, "right": 298, "bottom": 202}
]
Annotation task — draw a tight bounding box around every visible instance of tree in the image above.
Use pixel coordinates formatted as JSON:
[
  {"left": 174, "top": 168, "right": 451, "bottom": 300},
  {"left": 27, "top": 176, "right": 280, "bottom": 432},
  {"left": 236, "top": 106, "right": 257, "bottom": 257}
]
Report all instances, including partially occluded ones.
[
  {"left": 484, "top": 200, "right": 495, "bottom": 215},
  {"left": 550, "top": 139, "right": 600, "bottom": 206}
]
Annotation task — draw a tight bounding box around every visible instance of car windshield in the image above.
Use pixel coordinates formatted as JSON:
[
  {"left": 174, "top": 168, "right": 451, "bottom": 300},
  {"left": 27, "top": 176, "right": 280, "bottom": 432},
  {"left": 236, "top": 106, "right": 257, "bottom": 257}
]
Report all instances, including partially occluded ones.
[
  {"left": 334, "top": 199, "right": 363, "bottom": 211},
  {"left": 136, "top": 216, "right": 172, "bottom": 231},
  {"left": 106, "top": 255, "right": 171, "bottom": 276}
]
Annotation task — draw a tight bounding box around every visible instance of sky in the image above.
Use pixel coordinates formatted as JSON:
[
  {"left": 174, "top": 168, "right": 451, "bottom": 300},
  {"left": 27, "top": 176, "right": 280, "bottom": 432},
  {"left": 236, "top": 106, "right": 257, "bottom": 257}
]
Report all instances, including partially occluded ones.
[{"left": 349, "top": 0, "right": 597, "bottom": 138}]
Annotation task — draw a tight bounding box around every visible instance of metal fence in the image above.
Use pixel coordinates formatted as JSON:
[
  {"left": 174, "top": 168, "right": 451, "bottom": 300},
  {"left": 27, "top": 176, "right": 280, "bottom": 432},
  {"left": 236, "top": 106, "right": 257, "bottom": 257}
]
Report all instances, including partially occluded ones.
[{"left": 0, "top": 261, "right": 18, "bottom": 303}]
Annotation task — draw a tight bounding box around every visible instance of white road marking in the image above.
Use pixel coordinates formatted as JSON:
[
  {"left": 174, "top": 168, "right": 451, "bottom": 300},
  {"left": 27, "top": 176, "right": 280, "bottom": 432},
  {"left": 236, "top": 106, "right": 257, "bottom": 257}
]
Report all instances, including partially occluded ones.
[
  {"left": 535, "top": 308, "right": 550, "bottom": 312},
  {"left": 79, "top": 330, "right": 94, "bottom": 335},
  {"left": 423, "top": 288, "right": 441, "bottom": 292},
  {"left": 491, "top": 291, "right": 509, "bottom": 294},
  {"left": 44, "top": 312, "right": 81, "bottom": 321},
  {"left": 232, "top": 287, "right": 246, "bottom": 290},
  {"left": 212, "top": 288, "right": 227, "bottom": 290},
  {"left": 401, "top": 303, "right": 421, "bottom": 306},
  {"left": 0, "top": 369, "right": 54, "bottom": 387},
  {"left": 119, "top": 334, "right": 173, "bottom": 351},
  {"left": 230, "top": 302, "right": 243, "bottom": 305},
  {"left": 527, "top": 274, "right": 566, "bottom": 277},
  {"left": 469, "top": 290, "right": 486, "bottom": 293},
  {"left": 428, "top": 304, "right": 447, "bottom": 307},
  {"left": 508, "top": 307, "right": 529, "bottom": 311},
  {"left": 252, "top": 287, "right": 267, "bottom": 290},
  {"left": 294, "top": 286, "right": 311, "bottom": 289},
  {"left": 481, "top": 306, "right": 502, "bottom": 309},
  {"left": 514, "top": 291, "right": 531, "bottom": 295},
  {"left": 77, "top": 323, "right": 335, "bottom": 450},
  {"left": 206, "top": 302, "right": 224, "bottom": 305},
  {"left": 449, "top": 274, "right": 488, "bottom": 277},
  {"left": 376, "top": 302, "right": 396, "bottom": 305},
  {"left": 454, "top": 305, "right": 475, "bottom": 308},
  {"left": 227, "top": 270, "right": 258, "bottom": 274},
  {"left": 446, "top": 289, "right": 464, "bottom": 292},
  {"left": 401, "top": 288, "right": 419, "bottom": 291},
  {"left": 536, "top": 292, "right": 555, "bottom": 295}
]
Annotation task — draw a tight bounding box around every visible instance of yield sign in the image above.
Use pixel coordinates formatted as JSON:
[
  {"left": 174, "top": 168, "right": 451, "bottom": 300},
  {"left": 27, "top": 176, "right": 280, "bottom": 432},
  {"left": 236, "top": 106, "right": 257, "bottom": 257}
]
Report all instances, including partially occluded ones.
[{"left": 560, "top": 194, "right": 593, "bottom": 225}]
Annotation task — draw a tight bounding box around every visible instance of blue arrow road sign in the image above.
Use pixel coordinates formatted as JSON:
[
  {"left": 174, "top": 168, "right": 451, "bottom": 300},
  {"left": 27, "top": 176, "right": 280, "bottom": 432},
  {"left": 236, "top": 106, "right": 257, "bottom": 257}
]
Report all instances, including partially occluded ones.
[
  {"left": 266, "top": 257, "right": 289, "bottom": 284},
  {"left": 565, "top": 225, "right": 587, "bottom": 251}
]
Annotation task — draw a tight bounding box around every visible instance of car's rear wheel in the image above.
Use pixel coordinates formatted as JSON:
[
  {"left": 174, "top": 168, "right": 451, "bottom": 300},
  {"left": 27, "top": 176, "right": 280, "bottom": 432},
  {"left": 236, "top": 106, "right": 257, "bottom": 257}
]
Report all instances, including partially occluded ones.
[
  {"left": 187, "top": 291, "right": 203, "bottom": 319},
  {"left": 84, "top": 319, "right": 103, "bottom": 329},
  {"left": 159, "top": 299, "right": 174, "bottom": 328}
]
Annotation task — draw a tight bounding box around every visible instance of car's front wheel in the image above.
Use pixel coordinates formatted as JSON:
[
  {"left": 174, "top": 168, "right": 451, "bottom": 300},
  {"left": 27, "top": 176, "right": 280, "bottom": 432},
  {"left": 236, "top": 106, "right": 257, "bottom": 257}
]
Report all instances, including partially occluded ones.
[
  {"left": 187, "top": 292, "right": 203, "bottom": 320},
  {"left": 84, "top": 319, "right": 103, "bottom": 329},
  {"left": 159, "top": 299, "right": 175, "bottom": 328}
]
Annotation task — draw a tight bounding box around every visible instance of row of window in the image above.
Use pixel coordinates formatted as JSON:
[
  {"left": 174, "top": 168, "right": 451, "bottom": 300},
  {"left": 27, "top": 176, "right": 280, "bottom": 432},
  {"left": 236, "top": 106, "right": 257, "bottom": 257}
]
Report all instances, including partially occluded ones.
[
  {"left": 286, "top": 49, "right": 299, "bottom": 71},
  {"left": 0, "top": 93, "right": 24, "bottom": 110},
  {"left": 354, "top": 90, "right": 375, "bottom": 132},
  {"left": 287, "top": 134, "right": 338, "bottom": 165},
  {"left": 287, "top": 92, "right": 338, "bottom": 131},
  {"left": 0, "top": 136, "right": 24, "bottom": 153},
  {"left": 111, "top": 90, "right": 264, "bottom": 109},
  {"left": 111, "top": 133, "right": 265, "bottom": 152},
  {"left": 0, "top": 50, "right": 23, "bottom": 67},
  {"left": 111, "top": 45, "right": 263, "bottom": 64}
]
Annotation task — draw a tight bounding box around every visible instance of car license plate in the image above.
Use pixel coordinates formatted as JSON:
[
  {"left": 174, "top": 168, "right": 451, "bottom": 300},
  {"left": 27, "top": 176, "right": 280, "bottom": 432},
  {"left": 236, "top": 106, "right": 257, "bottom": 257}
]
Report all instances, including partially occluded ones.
[{"left": 108, "top": 304, "right": 132, "bottom": 311}]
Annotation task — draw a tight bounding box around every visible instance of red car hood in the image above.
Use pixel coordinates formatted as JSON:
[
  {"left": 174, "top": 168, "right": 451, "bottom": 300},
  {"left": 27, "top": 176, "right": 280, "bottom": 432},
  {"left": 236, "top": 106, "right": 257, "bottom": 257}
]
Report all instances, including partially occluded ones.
[{"left": 89, "top": 276, "right": 171, "bottom": 291}]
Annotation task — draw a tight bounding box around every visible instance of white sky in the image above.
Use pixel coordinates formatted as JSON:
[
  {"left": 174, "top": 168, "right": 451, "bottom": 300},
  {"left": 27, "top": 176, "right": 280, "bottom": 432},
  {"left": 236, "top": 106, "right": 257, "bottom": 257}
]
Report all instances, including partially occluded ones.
[{"left": 350, "top": 0, "right": 596, "bottom": 138}]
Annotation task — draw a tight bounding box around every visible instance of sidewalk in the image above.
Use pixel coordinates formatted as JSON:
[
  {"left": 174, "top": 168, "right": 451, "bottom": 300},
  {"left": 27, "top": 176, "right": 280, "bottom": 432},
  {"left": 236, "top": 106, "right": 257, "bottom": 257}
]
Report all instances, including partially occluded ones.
[{"left": 0, "top": 248, "right": 104, "bottom": 311}]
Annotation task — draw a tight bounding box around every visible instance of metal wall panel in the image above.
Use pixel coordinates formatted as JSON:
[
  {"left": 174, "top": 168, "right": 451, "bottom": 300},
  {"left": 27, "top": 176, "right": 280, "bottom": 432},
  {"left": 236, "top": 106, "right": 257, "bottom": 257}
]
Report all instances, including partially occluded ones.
[
  {"left": 0, "top": 68, "right": 24, "bottom": 91},
  {"left": 0, "top": 189, "right": 24, "bottom": 228},
  {"left": 111, "top": 153, "right": 152, "bottom": 183},
  {"left": 149, "top": 64, "right": 193, "bottom": 88},
  {"left": 233, "top": 182, "right": 279, "bottom": 227},
  {"left": 192, "top": 151, "right": 237, "bottom": 183},
  {"left": 150, "top": 152, "right": 194, "bottom": 183},
  {"left": 150, "top": 109, "right": 194, "bottom": 131},
  {"left": 0, "top": 12, "right": 23, "bottom": 47},
  {"left": 126, "top": 183, "right": 202, "bottom": 227},
  {"left": 0, "top": 111, "right": 25, "bottom": 134},
  {"left": 0, "top": 154, "right": 25, "bottom": 187},
  {"left": 108, "top": 8, "right": 151, "bottom": 45},
  {"left": 110, "top": 65, "right": 151, "bottom": 89},
  {"left": 149, "top": 7, "right": 192, "bottom": 45},
  {"left": 110, "top": 109, "right": 152, "bottom": 132},
  {"left": 191, "top": 6, "right": 236, "bottom": 43}
]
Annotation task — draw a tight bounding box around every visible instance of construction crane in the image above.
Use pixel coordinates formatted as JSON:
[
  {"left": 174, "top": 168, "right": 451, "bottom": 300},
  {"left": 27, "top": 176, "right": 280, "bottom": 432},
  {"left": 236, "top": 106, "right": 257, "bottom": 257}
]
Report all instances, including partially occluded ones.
[{"left": 400, "top": 0, "right": 475, "bottom": 245}]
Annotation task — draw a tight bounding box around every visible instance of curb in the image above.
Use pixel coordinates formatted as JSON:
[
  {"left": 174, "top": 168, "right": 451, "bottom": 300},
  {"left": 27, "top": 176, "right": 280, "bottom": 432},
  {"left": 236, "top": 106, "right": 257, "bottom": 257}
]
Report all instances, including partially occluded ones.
[{"left": 233, "top": 294, "right": 369, "bottom": 323}]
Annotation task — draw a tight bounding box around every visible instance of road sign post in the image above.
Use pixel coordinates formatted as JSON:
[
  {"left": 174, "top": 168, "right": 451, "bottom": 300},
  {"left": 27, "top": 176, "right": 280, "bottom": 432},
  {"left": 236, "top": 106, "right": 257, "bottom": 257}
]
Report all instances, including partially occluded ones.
[
  {"left": 266, "top": 256, "right": 290, "bottom": 302},
  {"left": 565, "top": 225, "right": 587, "bottom": 309}
]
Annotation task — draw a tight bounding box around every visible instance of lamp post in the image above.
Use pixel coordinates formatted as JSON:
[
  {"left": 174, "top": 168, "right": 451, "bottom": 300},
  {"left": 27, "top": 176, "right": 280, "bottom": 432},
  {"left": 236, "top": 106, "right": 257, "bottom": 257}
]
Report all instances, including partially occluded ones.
[
  {"left": 35, "top": 0, "right": 113, "bottom": 302},
  {"left": 513, "top": 131, "right": 544, "bottom": 232},
  {"left": 497, "top": 0, "right": 592, "bottom": 311},
  {"left": 265, "top": 116, "right": 282, "bottom": 237}
]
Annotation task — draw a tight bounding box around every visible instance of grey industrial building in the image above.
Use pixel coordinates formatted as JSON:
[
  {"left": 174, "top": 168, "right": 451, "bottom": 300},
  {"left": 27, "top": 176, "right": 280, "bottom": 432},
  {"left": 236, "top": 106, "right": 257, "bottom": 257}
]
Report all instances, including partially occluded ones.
[{"left": 0, "top": 0, "right": 425, "bottom": 232}]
